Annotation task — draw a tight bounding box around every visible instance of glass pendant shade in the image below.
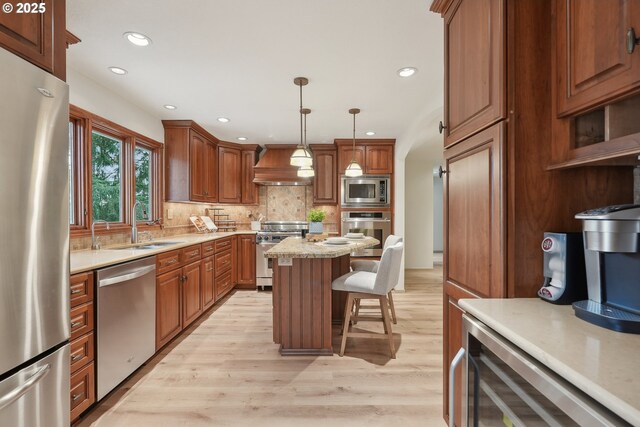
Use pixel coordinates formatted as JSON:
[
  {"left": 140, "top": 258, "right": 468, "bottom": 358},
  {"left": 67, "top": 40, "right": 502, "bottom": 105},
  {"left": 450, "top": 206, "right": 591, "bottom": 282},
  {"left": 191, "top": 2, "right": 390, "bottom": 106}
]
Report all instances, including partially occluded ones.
[
  {"left": 297, "top": 165, "right": 315, "bottom": 177},
  {"left": 345, "top": 160, "right": 363, "bottom": 177},
  {"left": 290, "top": 146, "right": 313, "bottom": 167}
]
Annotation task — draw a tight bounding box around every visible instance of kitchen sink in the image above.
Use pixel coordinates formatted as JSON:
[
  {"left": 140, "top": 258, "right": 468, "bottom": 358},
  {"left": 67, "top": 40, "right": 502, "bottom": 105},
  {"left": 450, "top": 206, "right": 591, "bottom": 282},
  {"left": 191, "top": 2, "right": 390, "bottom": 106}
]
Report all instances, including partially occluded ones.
[{"left": 112, "top": 241, "right": 185, "bottom": 250}]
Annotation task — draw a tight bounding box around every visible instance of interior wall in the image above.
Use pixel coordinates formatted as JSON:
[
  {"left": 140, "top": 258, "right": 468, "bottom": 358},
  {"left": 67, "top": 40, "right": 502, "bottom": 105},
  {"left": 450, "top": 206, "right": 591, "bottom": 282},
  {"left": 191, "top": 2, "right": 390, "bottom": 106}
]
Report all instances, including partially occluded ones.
[
  {"left": 433, "top": 174, "right": 443, "bottom": 252},
  {"left": 404, "top": 157, "right": 434, "bottom": 269},
  {"left": 67, "top": 68, "right": 165, "bottom": 142}
]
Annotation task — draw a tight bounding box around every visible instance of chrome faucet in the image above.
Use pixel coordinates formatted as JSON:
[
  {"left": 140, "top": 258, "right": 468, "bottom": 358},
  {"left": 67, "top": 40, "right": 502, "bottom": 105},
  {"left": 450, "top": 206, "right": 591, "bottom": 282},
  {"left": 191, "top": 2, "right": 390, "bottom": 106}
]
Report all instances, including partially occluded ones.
[
  {"left": 131, "top": 200, "right": 144, "bottom": 244},
  {"left": 91, "top": 220, "right": 110, "bottom": 250}
]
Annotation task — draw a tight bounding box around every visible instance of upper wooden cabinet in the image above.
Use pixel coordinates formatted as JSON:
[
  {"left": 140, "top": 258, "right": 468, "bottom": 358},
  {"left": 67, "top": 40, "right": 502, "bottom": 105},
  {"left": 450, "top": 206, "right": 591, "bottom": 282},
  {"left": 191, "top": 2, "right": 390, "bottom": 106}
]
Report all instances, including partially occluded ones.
[
  {"left": 556, "top": 0, "right": 640, "bottom": 116},
  {"left": 335, "top": 139, "right": 395, "bottom": 175},
  {"left": 443, "top": 0, "right": 505, "bottom": 147},
  {"left": 312, "top": 145, "right": 338, "bottom": 205},
  {"left": 163, "top": 121, "right": 218, "bottom": 203},
  {"left": 0, "top": 0, "right": 66, "bottom": 80},
  {"left": 218, "top": 145, "right": 242, "bottom": 204},
  {"left": 241, "top": 146, "right": 261, "bottom": 205}
]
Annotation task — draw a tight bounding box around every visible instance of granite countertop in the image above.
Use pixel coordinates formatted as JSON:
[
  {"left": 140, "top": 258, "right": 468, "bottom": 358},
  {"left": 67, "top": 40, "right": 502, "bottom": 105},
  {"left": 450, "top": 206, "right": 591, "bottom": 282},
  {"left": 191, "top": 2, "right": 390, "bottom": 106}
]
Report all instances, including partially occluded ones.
[
  {"left": 264, "top": 236, "right": 379, "bottom": 259},
  {"left": 70, "top": 231, "right": 257, "bottom": 274},
  {"left": 459, "top": 298, "right": 640, "bottom": 426}
]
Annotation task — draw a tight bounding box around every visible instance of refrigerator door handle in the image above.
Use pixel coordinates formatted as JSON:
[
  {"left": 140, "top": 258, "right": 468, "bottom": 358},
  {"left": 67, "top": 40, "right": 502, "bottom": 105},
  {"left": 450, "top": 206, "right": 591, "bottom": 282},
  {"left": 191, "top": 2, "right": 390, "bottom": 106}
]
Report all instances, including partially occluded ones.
[
  {"left": 0, "top": 364, "right": 50, "bottom": 412},
  {"left": 98, "top": 265, "right": 156, "bottom": 287}
]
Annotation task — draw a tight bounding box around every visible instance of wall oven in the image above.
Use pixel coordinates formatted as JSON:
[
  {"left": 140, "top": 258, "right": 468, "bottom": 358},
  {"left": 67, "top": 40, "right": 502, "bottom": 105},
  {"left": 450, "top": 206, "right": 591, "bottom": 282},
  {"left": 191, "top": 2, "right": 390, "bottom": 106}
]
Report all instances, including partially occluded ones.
[
  {"left": 341, "top": 175, "right": 390, "bottom": 207},
  {"left": 450, "top": 314, "right": 629, "bottom": 427},
  {"left": 341, "top": 211, "right": 391, "bottom": 257}
]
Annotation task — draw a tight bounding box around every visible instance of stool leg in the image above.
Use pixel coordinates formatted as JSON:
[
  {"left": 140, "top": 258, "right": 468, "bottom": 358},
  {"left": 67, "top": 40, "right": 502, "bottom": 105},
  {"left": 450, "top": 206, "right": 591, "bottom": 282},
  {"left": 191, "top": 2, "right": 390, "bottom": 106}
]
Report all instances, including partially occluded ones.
[
  {"left": 353, "top": 299, "right": 361, "bottom": 324},
  {"left": 388, "top": 290, "right": 397, "bottom": 324},
  {"left": 340, "top": 294, "right": 355, "bottom": 357},
  {"left": 379, "top": 297, "right": 388, "bottom": 334},
  {"left": 380, "top": 296, "right": 396, "bottom": 359}
]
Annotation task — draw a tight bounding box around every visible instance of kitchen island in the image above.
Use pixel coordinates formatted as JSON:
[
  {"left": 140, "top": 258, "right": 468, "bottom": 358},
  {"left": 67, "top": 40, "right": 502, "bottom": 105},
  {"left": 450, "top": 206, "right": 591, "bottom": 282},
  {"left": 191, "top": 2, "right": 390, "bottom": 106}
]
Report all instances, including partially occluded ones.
[{"left": 265, "top": 236, "right": 379, "bottom": 356}]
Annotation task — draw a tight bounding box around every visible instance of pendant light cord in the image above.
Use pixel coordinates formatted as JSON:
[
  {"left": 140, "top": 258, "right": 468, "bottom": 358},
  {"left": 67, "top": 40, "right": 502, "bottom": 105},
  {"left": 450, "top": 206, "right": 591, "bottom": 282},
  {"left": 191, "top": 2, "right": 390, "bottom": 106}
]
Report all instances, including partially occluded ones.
[
  {"left": 299, "top": 82, "right": 304, "bottom": 147},
  {"left": 351, "top": 111, "right": 356, "bottom": 162}
]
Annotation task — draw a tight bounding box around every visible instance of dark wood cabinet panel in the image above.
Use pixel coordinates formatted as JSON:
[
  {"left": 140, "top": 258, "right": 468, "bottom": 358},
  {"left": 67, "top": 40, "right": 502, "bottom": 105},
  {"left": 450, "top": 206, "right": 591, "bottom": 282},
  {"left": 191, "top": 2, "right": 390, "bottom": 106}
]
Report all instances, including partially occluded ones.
[
  {"left": 236, "top": 234, "right": 256, "bottom": 288},
  {"left": 156, "top": 270, "right": 182, "bottom": 350},
  {"left": 70, "top": 361, "right": 95, "bottom": 422},
  {"left": 443, "top": 0, "right": 505, "bottom": 147},
  {"left": 204, "top": 141, "right": 218, "bottom": 202},
  {"left": 182, "top": 261, "right": 202, "bottom": 328},
  {"left": 556, "top": 0, "right": 640, "bottom": 116},
  {"left": 70, "top": 302, "right": 94, "bottom": 341},
  {"left": 231, "top": 235, "right": 238, "bottom": 285},
  {"left": 215, "top": 250, "right": 232, "bottom": 276},
  {"left": 312, "top": 147, "right": 337, "bottom": 204},
  {"left": 365, "top": 145, "right": 393, "bottom": 174},
  {"left": 215, "top": 271, "right": 233, "bottom": 301},
  {"left": 0, "top": 0, "right": 66, "bottom": 80},
  {"left": 70, "top": 271, "right": 93, "bottom": 308},
  {"left": 70, "top": 331, "right": 94, "bottom": 375},
  {"left": 218, "top": 146, "right": 242, "bottom": 203},
  {"left": 338, "top": 144, "right": 366, "bottom": 172},
  {"left": 444, "top": 123, "right": 505, "bottom": 299},
  {"left": 241, "top": 149, "right": 259, "bottom": 204},
  {"left": 189, "top": 132, "right": 207, "bottom": 201},
  {"left": 201, "top": 257, "right": 215, "bottom": 310}
]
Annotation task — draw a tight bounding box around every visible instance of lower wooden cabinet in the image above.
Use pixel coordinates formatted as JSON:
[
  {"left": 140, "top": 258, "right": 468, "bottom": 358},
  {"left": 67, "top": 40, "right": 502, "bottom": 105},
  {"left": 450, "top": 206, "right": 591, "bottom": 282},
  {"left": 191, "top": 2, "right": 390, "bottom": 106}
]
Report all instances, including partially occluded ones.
[
  {"left": 70, "top": 361, "right": 95, "bottom": 421},
  {"left": 201, "top": 256, "right": 215, "bottom": 310},
  {"left": 156, "top": 269, "right": 183, "bottom": 350},
  {"left": 182, "top": 260, "right": 202, "bottom": 328},
  {"left": 236, "top": 234, "right": 256, "bottom": 288},
  {"left": 215, "top": 271, "right": 234, "bottom": 301}
]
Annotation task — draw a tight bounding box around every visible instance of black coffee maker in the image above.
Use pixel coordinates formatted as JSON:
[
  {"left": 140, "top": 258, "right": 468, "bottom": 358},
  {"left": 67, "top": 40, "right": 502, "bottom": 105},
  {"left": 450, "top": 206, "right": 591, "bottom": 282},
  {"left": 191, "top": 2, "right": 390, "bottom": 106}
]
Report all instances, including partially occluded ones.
[
  {"left": 538, "top": 232, "right": 587, "bottom": 304},
  {"left": 573, "top": 204, "right": 640, "bottom": 334}
]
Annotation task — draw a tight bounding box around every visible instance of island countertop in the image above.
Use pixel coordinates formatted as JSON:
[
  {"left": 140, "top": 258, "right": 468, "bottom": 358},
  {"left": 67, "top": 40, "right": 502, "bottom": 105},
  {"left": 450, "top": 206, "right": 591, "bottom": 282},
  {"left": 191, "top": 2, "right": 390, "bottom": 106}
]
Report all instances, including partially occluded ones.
[{"left": 264, "top": 236, "right": 379, "bottom": 259}]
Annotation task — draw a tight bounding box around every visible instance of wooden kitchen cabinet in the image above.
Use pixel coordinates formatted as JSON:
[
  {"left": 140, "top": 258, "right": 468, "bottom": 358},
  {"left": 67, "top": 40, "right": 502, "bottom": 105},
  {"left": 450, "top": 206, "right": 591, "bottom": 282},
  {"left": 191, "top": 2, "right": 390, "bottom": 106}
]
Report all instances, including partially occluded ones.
[
  {"left": 337, "top": 144, "right": 366, "bottom": 172},
  {"left": 236, "top": 234, "right": 256, "bottom": 288},
  {"left": 70, "top": 361, "right": 95, "bottom": 422},
  {"left": 182, "top": 261, "right": 202, "bottom": 328},
  {"left": 218, "top": 145, "right": 242, "bottom": 203},
  {"left": 365, "top": 145, "right": 393, "bottom": 174},
  {"left": 241, "top": 146, "right": 261, "bottom": 204},
  {"left": 442, "top": 0, "right": 505, "bottom": 147},
  {"left": 556, "top": 0, "right": 640, "bottom": 117},
  {"left": 312, "top": 145, "right": 338, "bottom": 204},
  {"left": 336, "top": 140, "right": 395, "bottom": 175},
  {"left": 156, "top": 269, "right": 182, "bottom": 350},
  {"left": 201, "top": 256, "right": 215, "bottom": 310},
  {"left": 189, "top": 132, "right": 218, "bottom": 202},
  {"left": 0, "top": 0, "right": 66, "bottom": 80}
]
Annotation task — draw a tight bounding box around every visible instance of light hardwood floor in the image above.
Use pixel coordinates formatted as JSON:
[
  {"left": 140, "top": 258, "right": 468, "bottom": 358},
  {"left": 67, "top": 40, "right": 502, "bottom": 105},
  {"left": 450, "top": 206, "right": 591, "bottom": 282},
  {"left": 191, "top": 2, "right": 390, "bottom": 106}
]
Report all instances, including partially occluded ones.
[{"left": 76, "top": 268, "right": 445, "bottom": 427}]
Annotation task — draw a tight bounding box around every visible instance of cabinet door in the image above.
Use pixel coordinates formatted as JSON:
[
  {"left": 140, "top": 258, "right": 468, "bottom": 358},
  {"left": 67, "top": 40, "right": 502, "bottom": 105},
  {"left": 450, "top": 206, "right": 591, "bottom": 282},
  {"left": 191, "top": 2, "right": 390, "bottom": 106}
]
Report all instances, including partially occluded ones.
[
  {"left": 364, "top": 145, "right": 393, "bottom": 174},
  {"left": 218, "top": 146, "right": 242, "bottom": 203},
  {"left": 182, "top": 261, "right": 202, "bottom": 328},
  {"left": 231, "top": 236, "right": 238, "bottom": 285},
  {"left": 338, "top": 145, "right": 366, "bottom": 172},
  {"left": 237, "top": 235, "right": 256, "bottom": 287},
  {"left": 241, "top": 150, "right": 259, "bottom": 204},
  {"left": 201, "top": 257, "right": 215, "bottom": 310},
  {"left": 313, "top": 148, "right": 337, "bottom": 204},
  {"left": 205, "top": 141, "right": 218, "bottom": 202},
  {"left": 556, "top": 0, "right": 640, "bottom": 116},
  {"left": 444, "top": 123, "right": 504, "bottom": 298},
  {"left": 189, "top": 133, "right": 207, "bottom": 202},
  {"left": 444, "top": 0, "right": 505, "bottom": 147},
  {"left": 156, "top": 270, "right": 182, "bottom": 350}
]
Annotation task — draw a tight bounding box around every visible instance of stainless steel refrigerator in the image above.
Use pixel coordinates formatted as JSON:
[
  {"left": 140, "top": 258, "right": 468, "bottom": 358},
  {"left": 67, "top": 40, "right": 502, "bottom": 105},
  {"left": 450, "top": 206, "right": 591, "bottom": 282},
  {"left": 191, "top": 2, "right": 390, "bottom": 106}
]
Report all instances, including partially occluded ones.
[{"left": 0, "top": 47, "right": 70, "bottom": 426}]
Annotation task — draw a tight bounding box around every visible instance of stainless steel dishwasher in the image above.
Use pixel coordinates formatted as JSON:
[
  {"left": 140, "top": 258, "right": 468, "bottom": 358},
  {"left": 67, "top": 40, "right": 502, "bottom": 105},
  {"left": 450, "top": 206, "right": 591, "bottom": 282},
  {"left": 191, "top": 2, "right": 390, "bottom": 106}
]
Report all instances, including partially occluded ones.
[{"left": 96, "top": 256, "right": 156, "bottom": 400}]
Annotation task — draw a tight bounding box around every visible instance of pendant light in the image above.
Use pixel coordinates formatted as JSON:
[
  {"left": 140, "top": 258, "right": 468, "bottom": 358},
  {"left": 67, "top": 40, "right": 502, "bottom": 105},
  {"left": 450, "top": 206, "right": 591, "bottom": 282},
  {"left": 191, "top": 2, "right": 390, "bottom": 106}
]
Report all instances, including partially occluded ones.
[
  {"left": 290, "top": 77, "right": 313, "bottom": 167},
  {"left": 298, "top": 108, "right": 315, "bottom": 177},
  {"left": 344, "top": 108, "right": 363, "bottom": 177}
]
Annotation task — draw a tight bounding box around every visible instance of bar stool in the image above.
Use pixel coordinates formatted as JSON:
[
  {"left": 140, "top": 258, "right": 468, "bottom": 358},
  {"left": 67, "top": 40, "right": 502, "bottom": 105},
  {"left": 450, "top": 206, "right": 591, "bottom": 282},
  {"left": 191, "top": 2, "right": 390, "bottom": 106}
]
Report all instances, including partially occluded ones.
[
  {"left": 351, "top": 235, "right": 403, "bottom": 324},
  {"left": 332, "top": 241, "right": 404, "bottom": 358}
]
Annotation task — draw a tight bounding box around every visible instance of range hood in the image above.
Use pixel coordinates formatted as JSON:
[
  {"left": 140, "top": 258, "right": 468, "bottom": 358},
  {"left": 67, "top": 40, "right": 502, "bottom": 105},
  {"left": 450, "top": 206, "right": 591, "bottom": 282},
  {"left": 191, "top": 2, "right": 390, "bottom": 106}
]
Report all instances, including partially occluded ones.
[{"left": 253, "top": 144, "right": 312, "bottom": 185}]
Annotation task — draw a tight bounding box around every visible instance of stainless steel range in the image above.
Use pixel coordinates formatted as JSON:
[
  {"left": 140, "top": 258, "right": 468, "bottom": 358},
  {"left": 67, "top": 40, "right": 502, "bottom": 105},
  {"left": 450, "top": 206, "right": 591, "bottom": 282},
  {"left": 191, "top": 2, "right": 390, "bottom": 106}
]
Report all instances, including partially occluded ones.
[{"left": 256, "top": 221, "right": 308, "bottom": 290}]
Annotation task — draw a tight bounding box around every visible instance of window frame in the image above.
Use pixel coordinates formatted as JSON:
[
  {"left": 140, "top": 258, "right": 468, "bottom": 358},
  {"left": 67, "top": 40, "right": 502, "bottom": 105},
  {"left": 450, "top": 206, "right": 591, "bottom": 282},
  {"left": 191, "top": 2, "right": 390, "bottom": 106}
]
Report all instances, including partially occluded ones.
[{"left": 69, "top": 105, "right": 163, "bottom": 237}]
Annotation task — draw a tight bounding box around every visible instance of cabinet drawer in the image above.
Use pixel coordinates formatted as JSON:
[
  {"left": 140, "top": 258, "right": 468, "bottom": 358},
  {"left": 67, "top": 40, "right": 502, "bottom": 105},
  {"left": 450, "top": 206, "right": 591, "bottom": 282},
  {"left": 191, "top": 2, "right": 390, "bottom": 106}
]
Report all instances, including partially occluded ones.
[
  {"left": 202, "top": 241, "right": 215, "bottom": 257},
  {"left": 157, "top": 249, "right": 181, "bottom": 274},
  {"left": 70, "top": 361, "right": 95, "bottom": 421},
  {"left": 70, "top": 302, "right": 94, "bottom": 341},
  {"left": 215, "top": 250, "right": 232, "bottom": 276},
  {"left": 181, "top": 244, "right": 202, "bottom": 263},
  {"left": 215, "top": 271, "right": 234, "bottom": 301},
  {"left": 214, "top": 238, "right": 232, "bottom": 253},
  {"left": 70, "top": 332, "right": 94, "bottom": 374},
  {"left": 70, "top": 272, "right": 94, "bottom": 308}
]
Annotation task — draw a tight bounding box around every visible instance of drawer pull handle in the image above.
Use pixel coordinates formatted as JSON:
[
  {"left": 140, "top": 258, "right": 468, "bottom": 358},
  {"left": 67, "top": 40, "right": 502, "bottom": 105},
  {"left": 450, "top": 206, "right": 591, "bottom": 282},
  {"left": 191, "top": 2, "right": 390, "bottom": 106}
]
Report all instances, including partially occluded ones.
[
  {"left": 71, "top": 322, "right": 83, "bottom": 328},
  {"left": 70, "top": 289, "right": 83, "bottom": 295},
  {"left": 187, "top": 250, "right": 199, "bottom": 257},
  {"left": 206, "top": 268, "right": 213, "bottom": 272},
  {"left": 72, "top": 394, "right": 82, "bottom": 402},
  {"left": 165, "top": 259, "right": 178, "bottom": 265},
  {"left": 71, "top": 354, "right": 83, "bottom": 362}
]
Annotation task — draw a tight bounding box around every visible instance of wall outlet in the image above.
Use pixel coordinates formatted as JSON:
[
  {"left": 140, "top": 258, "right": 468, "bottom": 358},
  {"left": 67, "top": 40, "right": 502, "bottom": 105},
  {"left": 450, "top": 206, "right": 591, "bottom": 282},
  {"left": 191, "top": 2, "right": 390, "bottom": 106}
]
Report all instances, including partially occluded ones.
[{"left": 167, "top": 208, "right": 173, "bottom": 220}]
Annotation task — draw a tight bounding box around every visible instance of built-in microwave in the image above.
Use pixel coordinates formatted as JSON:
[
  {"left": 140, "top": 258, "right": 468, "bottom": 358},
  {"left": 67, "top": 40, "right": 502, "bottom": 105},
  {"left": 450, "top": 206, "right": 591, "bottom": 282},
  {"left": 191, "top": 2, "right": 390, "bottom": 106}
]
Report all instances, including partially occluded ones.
[{"left": 341, "top": 175, "right": 390, "bottom": 207}]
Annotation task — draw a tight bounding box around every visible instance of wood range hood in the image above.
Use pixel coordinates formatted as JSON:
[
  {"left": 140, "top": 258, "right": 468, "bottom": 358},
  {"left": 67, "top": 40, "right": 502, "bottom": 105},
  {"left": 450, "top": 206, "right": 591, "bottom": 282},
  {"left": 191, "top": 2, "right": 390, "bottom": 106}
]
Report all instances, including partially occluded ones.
[{"left": 253, "top": 144, "right": 312, "bottom": 186}]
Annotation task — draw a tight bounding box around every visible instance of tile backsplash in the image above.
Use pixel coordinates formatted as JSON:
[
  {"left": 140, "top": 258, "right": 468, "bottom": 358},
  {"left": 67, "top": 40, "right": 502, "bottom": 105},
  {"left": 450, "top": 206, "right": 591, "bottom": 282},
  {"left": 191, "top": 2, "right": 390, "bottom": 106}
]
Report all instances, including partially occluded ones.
[{"left": 71, "top": 185, "right": 338, "bottom": 251}]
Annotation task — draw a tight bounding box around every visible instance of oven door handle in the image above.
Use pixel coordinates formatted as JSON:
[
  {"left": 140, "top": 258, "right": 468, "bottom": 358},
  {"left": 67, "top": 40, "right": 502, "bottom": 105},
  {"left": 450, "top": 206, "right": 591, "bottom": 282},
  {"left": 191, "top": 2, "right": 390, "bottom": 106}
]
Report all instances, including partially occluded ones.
[
  {"left": 342, "top": 219, "right": 391, "bottom": 223},
  {"left": 449, "top": 348, "right": 466, "bottom": 427}
]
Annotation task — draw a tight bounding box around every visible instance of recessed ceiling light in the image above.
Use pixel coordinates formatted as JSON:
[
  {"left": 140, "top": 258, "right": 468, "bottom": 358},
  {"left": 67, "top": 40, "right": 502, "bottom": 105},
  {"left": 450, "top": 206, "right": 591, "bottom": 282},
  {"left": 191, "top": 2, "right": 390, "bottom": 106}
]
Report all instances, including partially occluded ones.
[
  {"left": 124, "top": 32, "right": 152, "bottom": 47},
  {"left": 397, "top": 67, "right": 417, "bottom": 77},
  {"left": 108, "top": 66, "right": 127, "bottom": 75},
  {"left": 237, "top": 137, "right": 248, "bottom": 141},
  {"left": 365, "top": 131, "right": 376, "bottom": 136},
  {"left": 217, "top": 117, "right": 230, "bottom": 123},
  {"left": 163, "top": 104, "right": 177, "bottom": 110}
]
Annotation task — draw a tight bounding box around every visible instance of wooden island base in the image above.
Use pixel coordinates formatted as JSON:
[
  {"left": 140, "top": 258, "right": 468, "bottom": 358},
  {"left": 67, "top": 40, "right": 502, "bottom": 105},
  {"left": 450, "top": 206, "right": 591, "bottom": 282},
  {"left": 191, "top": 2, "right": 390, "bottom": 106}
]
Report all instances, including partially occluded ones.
[{"left": 272, "top": 255, "right": 351, "bottom": 356}]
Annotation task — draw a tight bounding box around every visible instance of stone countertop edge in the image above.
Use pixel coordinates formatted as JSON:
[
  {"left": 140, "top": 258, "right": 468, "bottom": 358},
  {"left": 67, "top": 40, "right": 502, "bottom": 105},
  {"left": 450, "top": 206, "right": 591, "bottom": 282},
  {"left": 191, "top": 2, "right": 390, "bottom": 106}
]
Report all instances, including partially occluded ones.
[
  {"left": 264, "top": 236, "right": 379, "bottom": 259},
  {"left": 70, "top": 231, "right": 257, "bottom": 275},
  {"left": 459, "top": 298, "right": 640, "bottom": 426}
]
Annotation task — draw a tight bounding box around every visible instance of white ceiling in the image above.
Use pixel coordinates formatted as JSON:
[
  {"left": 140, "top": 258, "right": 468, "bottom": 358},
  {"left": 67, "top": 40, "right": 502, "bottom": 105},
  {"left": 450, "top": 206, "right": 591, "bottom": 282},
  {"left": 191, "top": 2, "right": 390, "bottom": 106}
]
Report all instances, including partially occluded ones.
[{"left": 66, "top": 0, "right": 443, "bottom": 146}]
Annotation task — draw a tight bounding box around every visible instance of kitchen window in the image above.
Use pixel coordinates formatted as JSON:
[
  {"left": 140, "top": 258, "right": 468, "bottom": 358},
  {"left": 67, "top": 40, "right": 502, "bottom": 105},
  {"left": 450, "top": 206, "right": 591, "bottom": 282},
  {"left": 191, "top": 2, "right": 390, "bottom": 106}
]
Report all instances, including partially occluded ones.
[{"left": 68, "top": 105, "right": 163, "bottom": 236}]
